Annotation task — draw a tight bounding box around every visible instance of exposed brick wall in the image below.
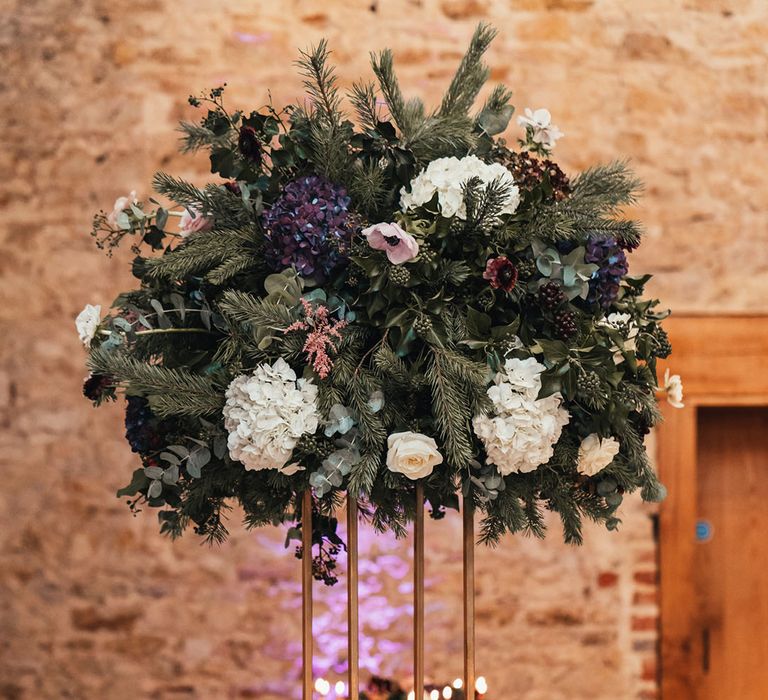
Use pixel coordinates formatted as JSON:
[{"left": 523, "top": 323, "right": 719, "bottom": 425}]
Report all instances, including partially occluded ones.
[{"left": 1, "top": 1, "right": 766, "bottom": 698}]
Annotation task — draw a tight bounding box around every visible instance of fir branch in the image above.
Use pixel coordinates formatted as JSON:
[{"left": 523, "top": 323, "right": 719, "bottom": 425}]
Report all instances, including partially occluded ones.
[
  {"left": 143, "top": 228, "right": 262, "bottom": 281},
  {"left": 439, "top": 23, "right": 497, "bottom": 118},
  {"left": 349, "top": 81, "right": 380, "bottom": 132},
  {"left": 370, "top": 49, "right": 412, "bottom": 136},
  {"left": 461, "top": 176, "right": 515, "bottom": 236},
  {"left": 372, "top": 342, "right": 411, "bottom": 387},
  {"left": 569, "top": 160, "right": 643, "bottom": 215},
  {"left": 177, "top": 121, "right": 232, "bottom": 154},
  {"left": 296, "top": 39, "right": 343, "bottom": 126},
  {"left": 426, "top": 349, "right": 476, "bottom": 469},
  {"left": 152, "top": 173, "right": 251, "bottom": 227},
  {"left": 88, "top": 349, "right": 224, "bottom": 418},
  {"left": 407, "top": 113, "right": 477, "bottom": 162},
  {"left": 348, "top": 160, "right": 389, "bottom": 217},
  {"left": 482, "top": 84, "right": 514, "bottom": 114},
  {"left": 206, "top": 252, "right": 263, "bottom": 285},
  {"left": 217, "top": 290, "right": 296, "bottom": 331}
]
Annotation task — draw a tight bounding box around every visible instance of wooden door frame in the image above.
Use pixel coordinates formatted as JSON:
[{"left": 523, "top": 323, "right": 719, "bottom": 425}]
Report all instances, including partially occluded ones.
[{"left": 658, "top": 314, "right": 768, "bottom": 698}]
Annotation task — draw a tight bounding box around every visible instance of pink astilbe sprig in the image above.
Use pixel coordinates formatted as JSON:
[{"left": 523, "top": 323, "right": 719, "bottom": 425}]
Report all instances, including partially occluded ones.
[{"left": 284, "top": 298, "right": 348, "bottom": 379}]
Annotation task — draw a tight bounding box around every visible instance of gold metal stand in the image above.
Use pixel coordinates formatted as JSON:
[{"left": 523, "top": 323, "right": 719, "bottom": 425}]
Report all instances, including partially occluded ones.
[
  {"left": 347, "top": 497, "right": 360, "bottom": 700},
  {"left": 302, "top": 490, "right": 313, "bottom": 700},
  {"left": 414, "top": 482, "right": 425, "bottom": 700},
  {"left": 300, "top": 485, "right": 477, "bottom": 699},
  {"left": 463, "top": 496, "right": 476, "bottom": 699}
]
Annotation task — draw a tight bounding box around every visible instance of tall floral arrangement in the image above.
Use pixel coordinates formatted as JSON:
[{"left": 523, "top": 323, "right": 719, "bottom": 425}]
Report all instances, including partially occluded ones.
[{"left": 79, "top": 25, "right": 681, "bottom": 576}]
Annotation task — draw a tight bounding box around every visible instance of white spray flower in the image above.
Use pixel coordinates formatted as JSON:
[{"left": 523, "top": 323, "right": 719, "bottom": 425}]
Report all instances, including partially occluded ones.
[
  {"left": 75, "top": 304, "right": 102, "bottom": 347},
  {"left": 517, "top": 108, "right": 564, "bottom": 150}
]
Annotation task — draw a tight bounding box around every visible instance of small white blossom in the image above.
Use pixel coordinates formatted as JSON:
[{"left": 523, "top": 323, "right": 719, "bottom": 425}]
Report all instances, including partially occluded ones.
[
  {"left": 662, "top": 368, "right": 684, "bottom": 408},
  {"left": 598, "top": 312, "right": 639, "bottom": 364},
  {"left": 223, "top": 358, "right": 319, "bottom": 472},
  {"left": 517, "top": 108, "right": 564, "bottom": 150},
  {"left": 400, "top": 155, "right": 520, "bottom": 220},
  {"left": 75, "top": 304, "right": 102, "bottom": 347},
  {"left": 386, "top": 431, "right": 443, "bottom": 480},
  {"left": 577, "top": 433, "right": 620, "bottom": 476},
  {"left": 473, "top": 358, "right": 570, "bottom": 475},
  {"left": 107, "top": 190, "right": 138, "bottom": 226}
]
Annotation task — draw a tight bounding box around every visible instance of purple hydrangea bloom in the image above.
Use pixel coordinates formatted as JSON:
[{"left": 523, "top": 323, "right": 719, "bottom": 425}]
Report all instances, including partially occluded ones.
[
  {"left": 125, "top": 396, "right": 165, "bottom": 455},
  {"left": 585, "top": 235, "right": 629, "bottom": 308},
  {"left": 261, "top": 175, "right": 352, "bottom": 281}
]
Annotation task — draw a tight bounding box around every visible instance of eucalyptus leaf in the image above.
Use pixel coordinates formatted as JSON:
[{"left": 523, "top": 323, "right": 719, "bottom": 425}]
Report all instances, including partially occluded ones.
[{"left": 147, "top": 479, "right": 163, "bottom": 499}]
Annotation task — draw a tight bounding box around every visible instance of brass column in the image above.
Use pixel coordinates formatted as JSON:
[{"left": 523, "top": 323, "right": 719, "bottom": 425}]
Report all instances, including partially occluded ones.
[
  {"left": 463, "top": 496, "right": 476, "bottom": 699},
  {"left": 302, "top": 490, "right": 313, "bottom": 700},
  {"left": 414, "top": 482, "right": 425, "bottom": 700},
  {"left": 347, "top": 497, "right": 360, "bottom": 700}
]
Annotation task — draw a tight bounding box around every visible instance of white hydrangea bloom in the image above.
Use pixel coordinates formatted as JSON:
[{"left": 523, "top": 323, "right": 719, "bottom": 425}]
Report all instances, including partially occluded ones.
[
  {"left": 399, "top": 155, "right": 520, "bottom": 220},
  {"left": 75, "top": 303, "right": 101, "bottom": 347},
  {"left": 577, "top": 433, "right": 620, "bottom": 476},
  {"left": 223, "top": 358, "right": 319, "bottom": 472},
  {"left": 473, "top": 357, "right": 570, "bottom": 475}
]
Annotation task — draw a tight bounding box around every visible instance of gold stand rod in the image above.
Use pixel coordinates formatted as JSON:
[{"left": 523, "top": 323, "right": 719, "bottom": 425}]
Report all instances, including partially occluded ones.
[
  {"left": 463, "top": 495, "right": 476, "bottom": 700},
  {"left": 302, "top": 490, "right": 313, "bottom": 700},
  {"left": 347, "top": 496, "right": 360, "bottom": 700},
  {"left": 414, "top": 482, "right": 425, "bottom": 700}
]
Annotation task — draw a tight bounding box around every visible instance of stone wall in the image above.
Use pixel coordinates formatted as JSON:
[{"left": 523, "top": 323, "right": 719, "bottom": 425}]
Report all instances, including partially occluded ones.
[{"left": 1, "top": 0, "right": 766, "bottom": 698}]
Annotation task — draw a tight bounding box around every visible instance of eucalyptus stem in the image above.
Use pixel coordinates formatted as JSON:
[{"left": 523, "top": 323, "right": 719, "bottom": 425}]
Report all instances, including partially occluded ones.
[{"left": 136, "top": 328, "right": 216, "bottom": 336}]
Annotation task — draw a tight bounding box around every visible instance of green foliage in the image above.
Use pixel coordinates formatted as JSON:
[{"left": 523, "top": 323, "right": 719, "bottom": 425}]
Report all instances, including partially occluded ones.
[{"left": 82, "top": 22, "right": 670, "bottom": 567}]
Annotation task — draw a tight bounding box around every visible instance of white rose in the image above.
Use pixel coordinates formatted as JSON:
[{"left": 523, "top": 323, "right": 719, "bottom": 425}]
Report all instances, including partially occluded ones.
[
  {"left": 75, "top": 304, "right": 102, "bottom": 347},
  {"left": 386, "top": 431, "right": 443, "bottom": 480},
  {"left": 663, "top": 369, "right": 684, "bottom": 408},
  {"left": 577, "top": 433, "right": 620, "bottom": 476}
]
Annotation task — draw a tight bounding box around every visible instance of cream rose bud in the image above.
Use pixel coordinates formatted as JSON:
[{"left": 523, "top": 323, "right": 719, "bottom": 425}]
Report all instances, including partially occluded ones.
[
  {"left": 386, "top": 431, "right": 443, "bottom": 480},
  {"left": 577, "top": 433, "right": 620, "bottom": 476}
]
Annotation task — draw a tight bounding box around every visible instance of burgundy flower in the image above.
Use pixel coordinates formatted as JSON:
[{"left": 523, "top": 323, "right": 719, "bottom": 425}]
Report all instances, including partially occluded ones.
[
  {"left": 83, "top": 373, "right": 113, "bottom": 402},
  {"left": 238, "top": 125, "right": 262, "bottom": 165},
  {"left": 483, "top": 256, "right": 519, "bottom": 292}
]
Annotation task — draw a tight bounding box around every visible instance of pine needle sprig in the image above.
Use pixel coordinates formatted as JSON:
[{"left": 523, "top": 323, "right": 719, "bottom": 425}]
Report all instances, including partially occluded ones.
[
  {"left": 349, "top": 81, "right": 380, "bottom": 132},
  {"left": 296, "top": 39, "right": 343, "bottom": 126},
  {"left": 152, "top": 173, "right": 252, "bottom": 227},
  {"left": 370, "top": 49, "right": 412, "bottom": 137},
  {"left": 177, "top": 121, "right": 233, "bottom": 154},
  {"left": 569, "top": 160, "right": 643, "bottom": 215},
  {"left": 439, "top": 23, "right": 497, "bottom": 118},
  {"left": 143, "top": 227, "right": 263, "bottom": 282},
  {"left": 88, "top": 349, "right": 224, "bottom": 418}
]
